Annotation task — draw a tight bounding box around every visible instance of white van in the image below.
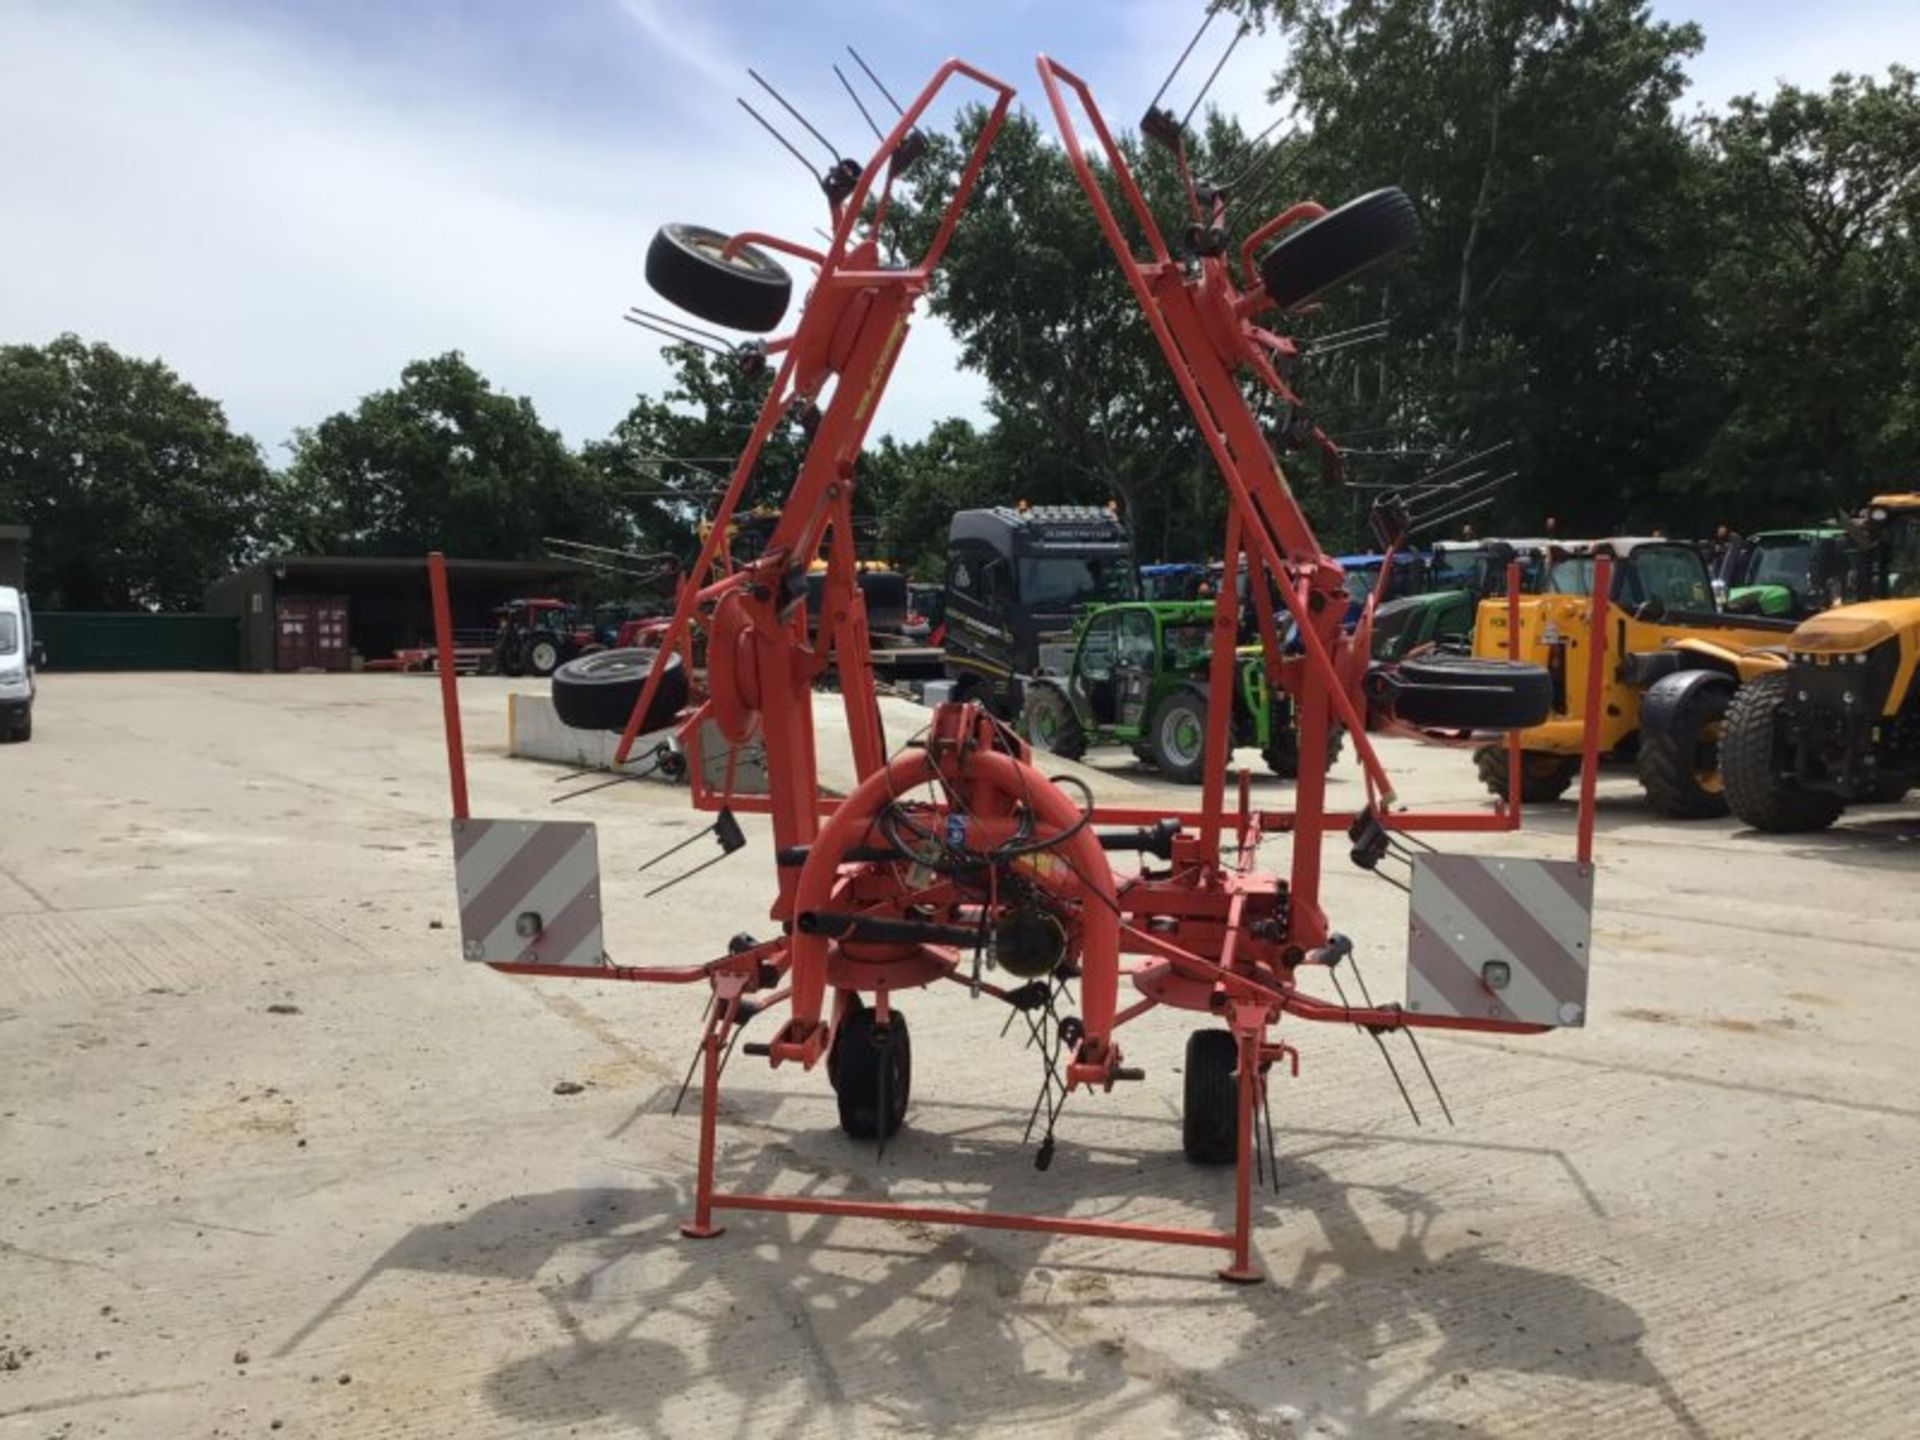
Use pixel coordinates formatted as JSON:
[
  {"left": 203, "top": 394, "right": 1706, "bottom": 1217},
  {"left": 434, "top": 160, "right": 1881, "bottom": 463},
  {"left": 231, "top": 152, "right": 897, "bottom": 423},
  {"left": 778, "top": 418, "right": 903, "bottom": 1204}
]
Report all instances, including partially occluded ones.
[{"left": 0, "top": 586, "right": 38, "bottom": 743}]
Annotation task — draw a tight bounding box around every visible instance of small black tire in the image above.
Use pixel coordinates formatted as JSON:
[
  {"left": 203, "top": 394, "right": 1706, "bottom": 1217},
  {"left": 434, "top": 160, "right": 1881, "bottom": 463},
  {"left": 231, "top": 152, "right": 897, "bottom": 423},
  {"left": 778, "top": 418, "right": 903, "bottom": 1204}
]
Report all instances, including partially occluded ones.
[
  {"left": 1148, "top": 688, "right": 1210, "bottom": 785},
  {"left": 550, "top": 646, "right": 688, "bottom": 734},
  {"left": 1263, "top": 712, "right": 1346, "bottom": 779},
  {"left": 1721, "top": 672, "right": 1844, "bottom": 833},
  {"left": 827, "top": 1002, "right": 910, "bottom": 1141},
  {"left": 1635, "top": 670, "right": 1735, "bottom": 819},
  {"left": 1182, "top": 1029, "right": 1239, "bottom": 1165},
  {"left": 1473, "top": 744, "right": 1578, "bottom": 804},
  {"left": 1021, "top": 682, "right": 1088, "bottom": 761},
  {"left": 1259, "top": 187, "right": 1421, "bottom": 312},
  {"left": 1385, "top": 656, "right": 1552, "bottom": 730},
  {"left": 645, "top": 223, "right": 792, "bottom": 333},
  {"left": 524, "top": 636, "right": 563, "bottom": 678}
]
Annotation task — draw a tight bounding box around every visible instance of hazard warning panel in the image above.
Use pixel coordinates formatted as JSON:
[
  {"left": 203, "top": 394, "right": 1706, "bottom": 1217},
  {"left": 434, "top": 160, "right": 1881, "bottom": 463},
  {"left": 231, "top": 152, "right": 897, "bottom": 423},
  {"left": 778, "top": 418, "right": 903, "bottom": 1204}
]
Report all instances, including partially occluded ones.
[
  {"left": 1405, "top": 854, "right": 1593, "bottom": 1028},
  {"left": 451, "top": 818, "right": 605, "bottom": 969}
]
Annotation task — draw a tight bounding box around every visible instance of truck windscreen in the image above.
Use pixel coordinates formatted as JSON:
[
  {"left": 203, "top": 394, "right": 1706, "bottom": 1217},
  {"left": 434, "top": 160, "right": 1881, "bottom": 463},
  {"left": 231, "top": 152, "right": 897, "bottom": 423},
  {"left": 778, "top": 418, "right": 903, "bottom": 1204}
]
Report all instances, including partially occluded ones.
[
  {"left": 0, "top": 615, "right": 15, "bottom": 655},
  {"left": 1018, "top": 556, "right": 1138, "bottom": 608}
]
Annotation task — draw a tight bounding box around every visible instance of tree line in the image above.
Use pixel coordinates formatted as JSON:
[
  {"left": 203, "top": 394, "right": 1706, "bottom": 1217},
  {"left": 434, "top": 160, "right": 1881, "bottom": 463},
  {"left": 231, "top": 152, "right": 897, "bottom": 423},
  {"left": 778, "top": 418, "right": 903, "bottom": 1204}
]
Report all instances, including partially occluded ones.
[{"left": 2, "top": 1, "right": 1914, "bottom": 610}]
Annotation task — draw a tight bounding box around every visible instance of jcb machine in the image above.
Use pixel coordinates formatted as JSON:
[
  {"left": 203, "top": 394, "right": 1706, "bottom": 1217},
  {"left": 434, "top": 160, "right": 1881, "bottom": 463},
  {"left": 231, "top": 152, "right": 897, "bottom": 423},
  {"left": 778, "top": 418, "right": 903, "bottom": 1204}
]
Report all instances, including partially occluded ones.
[
  {"left": 1722, "top": 494, "right": 1920, "bottom": 829},
  {"left": 1469, "top": 538, "right": 1793, "bottom": 816}
]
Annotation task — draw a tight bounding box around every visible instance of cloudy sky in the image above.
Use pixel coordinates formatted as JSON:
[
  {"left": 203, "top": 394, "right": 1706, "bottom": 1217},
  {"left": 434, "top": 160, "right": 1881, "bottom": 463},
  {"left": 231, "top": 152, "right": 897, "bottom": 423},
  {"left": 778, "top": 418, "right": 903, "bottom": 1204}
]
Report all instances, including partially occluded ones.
[{"left": 3, "top": 1, "right": 1914, "bottom": 463}]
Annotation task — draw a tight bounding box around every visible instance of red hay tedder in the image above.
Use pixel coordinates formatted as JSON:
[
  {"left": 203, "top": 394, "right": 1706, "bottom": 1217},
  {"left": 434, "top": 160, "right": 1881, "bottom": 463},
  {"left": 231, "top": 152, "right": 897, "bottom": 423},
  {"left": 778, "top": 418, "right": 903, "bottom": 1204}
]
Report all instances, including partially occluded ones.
[{"left": 427, "top": 52, "right": 1609, "bottom": 1283}]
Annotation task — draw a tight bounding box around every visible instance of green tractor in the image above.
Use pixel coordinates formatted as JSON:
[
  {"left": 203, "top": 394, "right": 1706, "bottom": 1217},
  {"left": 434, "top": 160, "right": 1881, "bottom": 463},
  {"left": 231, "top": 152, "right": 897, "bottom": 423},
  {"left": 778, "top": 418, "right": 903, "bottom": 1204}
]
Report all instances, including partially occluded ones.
[
  {"left": 1718, "top": 527, "right": 1844, "bottom": 619},
  {"left": 1369, "top": 539, "right": 1547, "bottom": 663},
  {"left": 1018, "top": 601, "right": 1335, "bottom": 782}
]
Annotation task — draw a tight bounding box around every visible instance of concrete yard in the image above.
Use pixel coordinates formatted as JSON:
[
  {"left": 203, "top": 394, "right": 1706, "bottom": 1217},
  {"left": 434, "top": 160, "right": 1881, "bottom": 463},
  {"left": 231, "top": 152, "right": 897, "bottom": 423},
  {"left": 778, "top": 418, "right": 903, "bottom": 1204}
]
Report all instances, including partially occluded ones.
[{"left": 1, "top": 672, "right": 1917, "bottom": 1439}]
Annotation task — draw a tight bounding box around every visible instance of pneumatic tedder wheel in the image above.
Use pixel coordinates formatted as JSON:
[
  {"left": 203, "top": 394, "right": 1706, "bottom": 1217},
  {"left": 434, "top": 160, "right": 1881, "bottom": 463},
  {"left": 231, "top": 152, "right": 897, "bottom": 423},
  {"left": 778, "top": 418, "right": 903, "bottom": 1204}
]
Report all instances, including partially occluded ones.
[
  {"left": 1182, "top": 1029, "right": 1239, "bottom": 1165},
  {"left": 1259, "top": 187, "right": 1422, "bottom": 312},
  {"left": 827, "top": 1001, "right": 911, "bottom": 1141},
  {"left": 645, "top": 223, "right": 793, "bottom": 333}
]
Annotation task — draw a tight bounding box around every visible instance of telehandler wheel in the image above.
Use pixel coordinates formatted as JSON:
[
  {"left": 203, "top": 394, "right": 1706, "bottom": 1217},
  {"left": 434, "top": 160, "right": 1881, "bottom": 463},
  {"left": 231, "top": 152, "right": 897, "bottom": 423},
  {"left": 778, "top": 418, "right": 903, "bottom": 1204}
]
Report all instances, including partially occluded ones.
[
  {"left": 827, "top": 1002, "right": 911, "bottom": 1141},
  {"left": 1259, "top": 187, "right": 1421, "bottom": 312},
  {"left": 1473, "top": 744, "right": 1579, "bottom": 804},
  {"left": 550, "top": 646, "right": 689, "bottom": 734},
  {"left": 1148, "top": 688, "right": 1210, "bottom": 784},
  {"left": 1721, "top": 673, "right": 1844, "bottom": 833},
  {"left": 645, "top": 223, "right": 793, "bottom": 333},
  {"left": 1021, "top": 683, "right": 1088, "bottom": 761},
  {"left": 1182, "top": 1029, "right": 1239, "bottom": 1165},
  {"left": 1636, "top": 670, "right": 1735, "bottom": 819}
]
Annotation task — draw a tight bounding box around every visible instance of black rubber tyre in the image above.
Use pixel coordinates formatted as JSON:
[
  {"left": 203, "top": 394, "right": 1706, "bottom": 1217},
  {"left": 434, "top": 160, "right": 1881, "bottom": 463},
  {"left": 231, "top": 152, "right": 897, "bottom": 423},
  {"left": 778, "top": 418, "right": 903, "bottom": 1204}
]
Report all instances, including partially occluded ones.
[
  {"left": 1148, "top": 688, "right": 1210, "bottom": 785},
  {"left": 827, "top": 1002, "right": 910, "bottom": 1141},
  {"left": 645, "top": 223, "right": 792, "bottom": 333},
  {"left": 550, "top": 646, "right": 688, "bottom": 734},
  {"left": 524, "top": 636, "right": 563, "bottom": 678},
  {"left": 1182, "top": 1029, "right": 1239, "bottom": 1165},
  {"left": 1865, "top": 775, "right": 1913, "bottom": 804},
  {"left": 1021, "top": 682, "right": 1088, "bottom": 761},
  {"left": 1636, "top": 671, "right": 1735, "bottom": 819},
  {"left": 1384, "top": 656, "right": 1552, "bottom": 731},
  {"left": 2, "top": 709, "right": 29, "bottom": 743},
  {"left": 1721, "top": 672, "right": 1845, "bottom": 833},
  {"left": 1263, "top": 714, "right": 1346, "bottom": 779},
  {"left": 1473, "top": 744, "right": 1579, "bottom": 804},
  {"left": 1259, "top": 187, "right": 1422, "bottom": 312}
]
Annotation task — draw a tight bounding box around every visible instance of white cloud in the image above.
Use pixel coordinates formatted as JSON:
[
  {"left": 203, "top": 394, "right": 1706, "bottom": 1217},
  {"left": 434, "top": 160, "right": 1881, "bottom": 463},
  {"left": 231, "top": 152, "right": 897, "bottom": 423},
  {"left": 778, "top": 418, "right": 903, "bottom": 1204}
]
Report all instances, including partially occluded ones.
[{"left": 0, "top": 2, "right": 986, "bottom": 459}]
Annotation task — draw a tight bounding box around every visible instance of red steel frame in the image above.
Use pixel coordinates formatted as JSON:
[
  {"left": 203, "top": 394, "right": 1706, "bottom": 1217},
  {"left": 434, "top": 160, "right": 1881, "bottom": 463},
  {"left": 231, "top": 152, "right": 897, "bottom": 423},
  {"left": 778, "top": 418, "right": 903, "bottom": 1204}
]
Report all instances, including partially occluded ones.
[{"left": 428, "top": 55, "right": 1609, "bottom": 1283}]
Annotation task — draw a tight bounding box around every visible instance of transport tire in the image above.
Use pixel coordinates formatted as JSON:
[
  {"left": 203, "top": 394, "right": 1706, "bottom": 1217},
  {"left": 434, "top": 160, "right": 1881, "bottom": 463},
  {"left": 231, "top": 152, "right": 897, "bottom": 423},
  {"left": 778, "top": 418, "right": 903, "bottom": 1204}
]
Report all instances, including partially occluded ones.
[
  {"left": 1259, "top": 187, "right": 1421, "bottom": 311},
  {"left": 1636, "top": 670, "right": 1735, "bottom": 819},
  {"left": 1182, "top": 1029, "right": 1239, "bottom": 1165},
  {"left": 1473, "top": 744, "right": 1579, "bottom": 804},
  {"left": 1148, "top": 688, "right": 1210, "bottom": 785},
  {"left": 1380, "top": 655, "right": 1552, "bottom": 730},
  {"left": 1021, "top": 683, "right": 1088, "bottom": 761},
  {"left": 827, "top": 1002, "right": 910, "bottom": 1141},
  {"left": 1721, "top": 672, "right": 1844, "bottom": 833},
  {"left": 550, "top": 646, "right": 688, "bottom": 734},
  {"left": 645, "top": 223, "right": 792, "bottom": 333}
]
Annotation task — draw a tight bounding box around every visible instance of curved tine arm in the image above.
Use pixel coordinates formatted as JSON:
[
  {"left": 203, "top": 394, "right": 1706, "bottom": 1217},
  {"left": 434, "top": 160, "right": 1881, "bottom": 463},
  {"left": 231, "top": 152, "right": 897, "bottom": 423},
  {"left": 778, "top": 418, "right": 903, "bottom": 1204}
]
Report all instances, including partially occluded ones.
[
  {"left": 1037, "top": 54, "right": 1173, "bottom": 267},
  {"left": 817, "top": 60, "right": 1016, "bottom": 278}
]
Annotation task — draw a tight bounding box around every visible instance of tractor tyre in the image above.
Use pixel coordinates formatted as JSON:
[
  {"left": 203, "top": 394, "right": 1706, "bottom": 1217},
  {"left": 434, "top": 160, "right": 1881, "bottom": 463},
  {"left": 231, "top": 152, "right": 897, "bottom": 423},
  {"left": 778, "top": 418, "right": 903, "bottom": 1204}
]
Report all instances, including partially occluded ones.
[
  {"left": 1636, "top": 670, "right": 1735, "bottom": 819},
  {"left": 645, "top": 223, "right": 792, "bottom": 333},
  {"left": 550, "top": 646, "right": 689, "bottom": 734},
  {"left": 1721, "top": 673, "right": 1844, "bottom": 833},
  {"left": 1259, "top": 187, "right": 1421, "bottom": 312},
  {"left": 524, "top": 636, "right": 563, "bottom": 678},
  {"left": 1473, "top": 744, "right": 1579, "bottom": 804},
  {"left": 1263, "top": 718, "right": 1346, "bottom": 779},
  {"left": 1384, "top": 655, "right": 1552, "bottom": 731},
  {"left": 827, "top": 1001, "right": 910, "bottom": 1141},
  {"left": 1148, "top": 688, "right": 1211, "bottom": 785},
  {"left": 1182, "top": 1029, "right": 1239, "bottom": 1165},
  {"left": 1021, "top": 682, "right": 1088, "bottom": 761}
]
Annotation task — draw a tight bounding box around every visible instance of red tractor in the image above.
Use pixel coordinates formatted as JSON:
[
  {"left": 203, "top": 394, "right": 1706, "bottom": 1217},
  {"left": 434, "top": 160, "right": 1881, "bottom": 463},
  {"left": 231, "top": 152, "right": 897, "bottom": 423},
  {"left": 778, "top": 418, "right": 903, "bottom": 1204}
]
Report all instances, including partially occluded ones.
[{"left": 488, "top": 598, "right": 598, "bottom": 678}]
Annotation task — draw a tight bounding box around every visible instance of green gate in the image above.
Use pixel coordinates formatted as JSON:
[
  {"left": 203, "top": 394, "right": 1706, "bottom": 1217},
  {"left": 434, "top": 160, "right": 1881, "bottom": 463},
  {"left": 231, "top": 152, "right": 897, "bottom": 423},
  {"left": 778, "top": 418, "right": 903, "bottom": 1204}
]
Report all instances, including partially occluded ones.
[{"left": 35, "top": 613, "right": 239, "bottom": 671}]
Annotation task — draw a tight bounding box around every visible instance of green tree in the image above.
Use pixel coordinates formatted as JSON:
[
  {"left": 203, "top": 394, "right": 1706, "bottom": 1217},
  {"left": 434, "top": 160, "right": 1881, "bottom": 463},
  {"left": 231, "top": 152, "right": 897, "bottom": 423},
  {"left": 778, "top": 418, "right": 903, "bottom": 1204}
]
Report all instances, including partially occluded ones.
[
  {"left": 584, "top": 344, "right": 806, "bottom": 566},
  {"left": 0, "top": 334, "right": 273, "bottom": 609},
  {"left": 1683, "top": 67, "right": 1920, "bottom": 522},
  {"left": 1240, "top": 0, "right": 1710, "bottom": 533},
  {"left": 277, "top": 352, "right": 613, "bottom": 558},
  {"left": 860, "top": 417, "right": 1004, "bottom": 577}
]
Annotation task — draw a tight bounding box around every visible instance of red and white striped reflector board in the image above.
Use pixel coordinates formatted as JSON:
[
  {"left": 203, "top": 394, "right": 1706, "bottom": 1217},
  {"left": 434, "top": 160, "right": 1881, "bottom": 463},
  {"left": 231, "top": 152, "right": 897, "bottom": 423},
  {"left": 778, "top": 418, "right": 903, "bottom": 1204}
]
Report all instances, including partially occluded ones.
[
  {"left": 451, "top": 819, "right": 605, "bottom": 969},
  {"left": 1406, "top": 855, "right": 1592, "bottom": 1027}
]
